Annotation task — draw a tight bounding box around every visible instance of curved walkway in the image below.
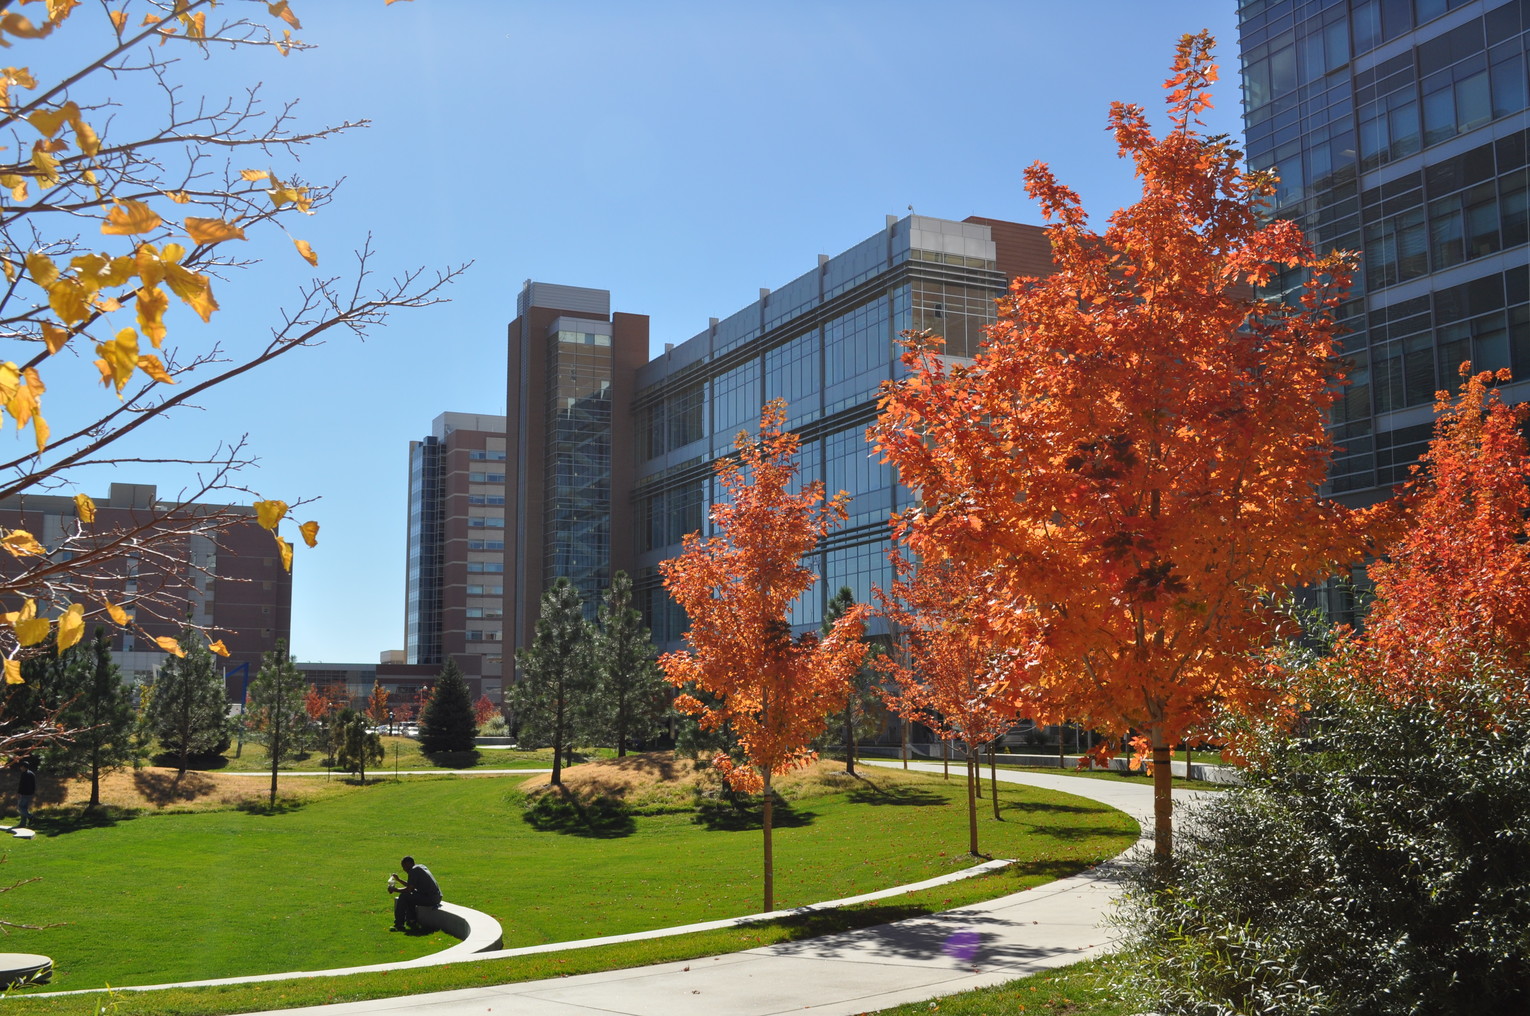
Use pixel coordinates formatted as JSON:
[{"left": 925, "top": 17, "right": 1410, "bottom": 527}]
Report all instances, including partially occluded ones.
[{"left": 225, "top": 764, "right": 1201, "bottom": 1016}]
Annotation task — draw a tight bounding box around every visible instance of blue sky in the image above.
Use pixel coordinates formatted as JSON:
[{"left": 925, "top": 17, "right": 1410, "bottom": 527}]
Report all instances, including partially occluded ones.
[{"left": 42, "top": 1, "right": 1247, "bottom": 663}]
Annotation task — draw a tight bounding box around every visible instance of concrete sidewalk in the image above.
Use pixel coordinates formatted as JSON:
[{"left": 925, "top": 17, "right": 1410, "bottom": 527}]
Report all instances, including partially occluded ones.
[{"left": 243, "top": 765, "right": 1196, "bottom": 1016}]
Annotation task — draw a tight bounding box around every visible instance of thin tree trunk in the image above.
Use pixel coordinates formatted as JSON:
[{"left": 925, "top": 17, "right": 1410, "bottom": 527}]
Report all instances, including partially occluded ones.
[
  {"left": 1152, "top": 725, "right": 1173, "bottom": 868},
  {"left": 761, "top": 767, "right": 774, "bottom": 912},
  {"left": 843, "top": 706, "right": 855, "bottom": 776},
  {"left": 974, "top": 747, "right": 982, "bottom": 798},
  {"left": 943, "top": 737, "right": 950, "bottom": 779},
  {"left": 965, "top": 746, "right": 979, "bottom": 856},
  {"left": 89, "top": 759, "right": 100, "bottom": 809},
  {"left": 901, "top": 718, "right": 909, "bottom": 769},
  {"left": 989, "top": 741, "right": 999, "bottom": 820},
  {"left": 1059, "top": 725, "right": 1066, "bottom": 768},
  {"left": 552, "top": 695, "right": 564, "bottom": 787},
  {"left": 1183, "top": 738, "right": 1190, "bottom": 778}
]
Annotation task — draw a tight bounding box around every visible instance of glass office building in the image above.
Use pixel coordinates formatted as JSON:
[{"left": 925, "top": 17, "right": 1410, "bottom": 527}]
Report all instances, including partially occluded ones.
[
  {"left": 626, "top": 214, "right": 1049, "bottom": 650},
  {"left": 1237, "top": 0, "right": 1529, "bottom": 502}
]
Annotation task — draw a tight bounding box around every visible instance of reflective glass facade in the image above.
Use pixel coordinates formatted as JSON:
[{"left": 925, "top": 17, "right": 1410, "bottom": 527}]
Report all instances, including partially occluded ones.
[
  {"left": 1238, "top": 0, "right": 1530, "bottom": 499},
  {"left": 543, "top": 327, "right": 615, "bottom": 612},
  {"left": 404, "top": 436, "right": 443, "bottom": 664},
  {"left": 630, "top": 215, "right": 1021, "bottom": 651}
]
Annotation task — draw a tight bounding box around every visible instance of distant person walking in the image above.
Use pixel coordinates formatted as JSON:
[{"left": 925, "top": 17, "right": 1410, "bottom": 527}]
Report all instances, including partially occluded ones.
[
  {"left": 387, "top": 855, "right": 442, "bottom": 931},
  {"left": 14, "top": 760, "right": 36, "bottom": 829}
]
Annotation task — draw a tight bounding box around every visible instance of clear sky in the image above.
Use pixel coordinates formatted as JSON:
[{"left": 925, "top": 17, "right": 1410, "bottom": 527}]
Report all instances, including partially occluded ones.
[{"left": 43, "top": 1, "right": 1248, "bottom": 663}]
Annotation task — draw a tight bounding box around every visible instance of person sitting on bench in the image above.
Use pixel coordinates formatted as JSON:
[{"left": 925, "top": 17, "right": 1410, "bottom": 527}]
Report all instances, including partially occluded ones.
[{"left": 388, "top": 855, "right": 442, "bottom": 931}]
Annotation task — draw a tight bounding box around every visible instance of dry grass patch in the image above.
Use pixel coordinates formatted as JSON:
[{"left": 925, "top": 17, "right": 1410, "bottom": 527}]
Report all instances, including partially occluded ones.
[
  {"left": 9, "top": 766, "right": 352, "bottom": 816},
  {"left": 520, "top": 752, "right": 906, "bottom": 810}
]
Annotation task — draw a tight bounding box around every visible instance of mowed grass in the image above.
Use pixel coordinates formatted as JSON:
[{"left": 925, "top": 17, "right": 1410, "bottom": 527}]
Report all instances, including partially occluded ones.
[
  {"left": 179, "top": 737, "right": 601, "bottom": 773},
  {"left": 0, "top": 765, "right": 1136, "bottom": 992}
]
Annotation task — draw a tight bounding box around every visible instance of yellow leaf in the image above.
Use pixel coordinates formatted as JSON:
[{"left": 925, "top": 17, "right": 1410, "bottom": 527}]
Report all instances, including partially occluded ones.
[
  {"left": 1, "top": 530, "right": 45, "bottom": 556},
  {"left": 163, "top": 262, "right": 217, "bottom": 321},
  {"left": 135, "top": 285, "right": 168, "bottom": 345},
  {"left": 3, "top": 659, "right": 20, "bottom": 685},
  {"left": 14, "top": 616, "right": 49, "bottom": 646},
  {"left": 293, "top": 238, "right": 318, "bottom": 266},
  {"left": 164, "top": 190, "right": 191, "bottom": 204},
  {"left": 104, "top": 598, "right": 127, "bottom": 625},
  {"left": 28, "top": 103, "right": 74, "bottom": 137},
  {"left": 253, "top": 499, "right": 287, "bottom": 530},
  {"left": 101, "top": 199, "right": 162, "bottom": 236},
  {"left": 47, "top": 1, "right": 80, "bottom": 23},
  {"left": 183, "top": 217, "right": 245, "bottom": 246},
  {"left": 240, "top": 169, "right": 269, "bottom": 182},
  {"left": 56, "top": 602, "right": 83, "bottom": 650},
  {"left": 276, "top": 534, "right": 293, "bottom": 573},
  {"left": 140, "top": 13, "right": 161, "bottom": 25},
  {"left": 0, "top": 14, "right": 55, "bottom": 42},
  {"left": 33, "top": 413, "right": 47, "bottom": 454},
  {"left": 47, "top": 277, "right": 90, "bottom": 324},
  {"left": 299, "top": 520, "right": 319, "bottom": 548},
  {"left": 267, "top": 1, "right": 301, "bottom": 29},
  {"left": 182, "top": 10, "right": 206, "bottom": 40},
  {"left": 72, "top": 115, "right": 99, "bottom": 157},
  {"left": 135, "top": 354, "right": 174, "bottom": 384},
  {"left": 30, "top": 146, "right": 59, "bottom": 186},
  {"left": 135, "top": 243, "right": 165, "bottom": 288},
  {"left": 154, "top": 635, "right": 186, "bottom": 658},
  {"left": 74, "top": 492, "right": 95, "bottom": 523},
  {"left": 208, "top": 639, "right": 229, "bottom": 658},
  {"left": 110, "top": 9, "right": 127, "bottom": 33},
  {"left": 95, "top": 327, "right": 139, "bottom": 393},
  {"left": 23, "top": 251, "right": 56, "bottom": 287}
]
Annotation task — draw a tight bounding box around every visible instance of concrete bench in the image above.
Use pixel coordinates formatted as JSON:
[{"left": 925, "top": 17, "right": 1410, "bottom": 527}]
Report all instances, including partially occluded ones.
[
  {"left": 0, "top": 952, "right": 51, "bottom": 988},
  {"left": 410, "top": 902, "right": 503, "bottom": 959}
]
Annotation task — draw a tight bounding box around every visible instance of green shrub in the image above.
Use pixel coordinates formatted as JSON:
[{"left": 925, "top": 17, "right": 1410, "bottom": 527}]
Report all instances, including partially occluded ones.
[{"left": 1117, "top": 671, "right": 1530, "bottom": 1014}]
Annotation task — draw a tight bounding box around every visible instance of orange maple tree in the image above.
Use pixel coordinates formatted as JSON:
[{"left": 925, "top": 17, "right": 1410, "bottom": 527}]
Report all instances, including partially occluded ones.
[
  {"left": 877, "top": 551, "right": 1025, "bottom": 856},
  {"left": 1360, "top": 366, "right": 1530, "bottom": 713},
  {"left": 660, "top": 400, "right": 868, "bottom": 911},
  {"left": 871, "top": 32, "right": 1366, "bottom": 861},
  {"left": 364, "top": 680, "right": 390, "bottom": 728}
]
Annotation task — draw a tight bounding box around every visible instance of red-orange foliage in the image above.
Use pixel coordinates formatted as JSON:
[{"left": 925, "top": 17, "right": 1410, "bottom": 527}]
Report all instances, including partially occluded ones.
[
  {"left": 1361, "top": 366, "right": 1530, "bottom": 712},
  {"left": 303, "top": 683, "right": 330, "bottom": 723},
  {"left": 473, "top": 694, "right": 497, "bottom": 727},
  {"left": 364, "top": 681, "right": 390, "bottom": 726},
  {"left": 871, "top": 32, "right": 1365, "bottom": 860},
  {"left": 660, "top": 399, "right": 868, "bottom": 911},
  {"left": 877, "top": 551, "right": 1025, "bottom": 855}
]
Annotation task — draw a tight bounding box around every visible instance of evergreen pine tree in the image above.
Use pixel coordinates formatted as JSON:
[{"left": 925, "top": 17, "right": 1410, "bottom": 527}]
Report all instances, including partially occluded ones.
[
  {"left": 145, "top": 626, "right": 231, "bottom": 774},
  {"left": 246, "top": 641, "right": 310, "bottom": 807},
  {"left": 592, "top": 571, "right": 666, "bottom": 757},
  {"left": 45, "top": 630, "right": 138, "bottom": 808},
  {"left": 336, "top": 711, "right": 382, "bottom": 783},
  {"left": 419, "top": 659, "right": 476, "bottom": 754},
  {"left": 513, "top": 577, "right": 594, "bottom": 786}
]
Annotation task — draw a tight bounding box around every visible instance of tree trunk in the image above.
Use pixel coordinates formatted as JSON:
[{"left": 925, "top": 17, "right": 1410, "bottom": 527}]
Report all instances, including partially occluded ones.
[
  {"left": 965, "top": 746, "right": 979, "bottom": 856},
  {"left": 843, "top": 706, "right": 855, "bottom": 776},
  {"left": 1059, "top": 726, "right": 1066, "bottom": 768},
  {"left": 761, "top": 767, "right": 774, "bottom": 912},
  {"left": 901, "top": 718, "right": 909, "bottom": 769},
  {"left": 943, "top": 737, "right": 950, "bottom": 779},
  {"left": 89, "top": 759, "right": 101, "bottom": 809},
  {"left": 1152, "top": 726, "right": 1173, "bottom": 868},
  {"left": 551, "top": 696, "right": 564, "bottom": 787},
  {"left": 974, "top": 747, "right": 982, "bottom": 798},
  {"left": 989, "top": 741, "right": 999, "bottom": 820}
]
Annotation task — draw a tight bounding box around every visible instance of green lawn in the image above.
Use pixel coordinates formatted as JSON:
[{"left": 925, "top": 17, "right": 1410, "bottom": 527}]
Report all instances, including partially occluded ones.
[
  {"left": 868, "top": 954, "right": 1137, "bottom": 1014},
  {"left": 185, "top": 738, "right": 605, "bottom": 773},
  {"left": 0, "top": 769, "right": 1135, "bottom": 992}
]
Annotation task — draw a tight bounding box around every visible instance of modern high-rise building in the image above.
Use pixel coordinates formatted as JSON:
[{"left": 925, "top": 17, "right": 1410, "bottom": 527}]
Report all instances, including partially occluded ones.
[
  {"left": 404, "top": 412, "right": 509, "bottom": 701},
  {"left": 505, "top": 284, "right": 649, "bottom": 649},
  {"left": 1237, "top": 0, "right": 1528, "bottom": 505},
  {"left": 506, "top": 214, "right": 1052, "bottom": 654},
  {"left": 0, "top": 482, "right": 292, "bottom": 691}
]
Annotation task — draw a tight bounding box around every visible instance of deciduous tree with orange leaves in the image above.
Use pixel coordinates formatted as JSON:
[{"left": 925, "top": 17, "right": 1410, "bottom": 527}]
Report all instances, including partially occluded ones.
[
  {"left": 660, "top": 400, "right": 868, "bottom": 912},
  {"left": 1361, "top": 365, "right": 1530, "bottom": 715},
  {"left": 872, "top": 32, "right": 1366, "bottom": 863},
  {"left": 877, "top": 551, "right": 1024, "bottom": 857}
]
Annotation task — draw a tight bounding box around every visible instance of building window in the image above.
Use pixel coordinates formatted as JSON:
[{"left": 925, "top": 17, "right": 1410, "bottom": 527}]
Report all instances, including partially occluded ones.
[
  {"left": 469, "top": 450, "right": 507, "bottom": 461},
  {"left": 467, "top": 561, "right": 505, "bottom": 573},
  {"left": 467, "top": 540, "right": 505, "bottom": 551},
  {"left": 469, "top": 472, "right": 506, "bottom": 484}
]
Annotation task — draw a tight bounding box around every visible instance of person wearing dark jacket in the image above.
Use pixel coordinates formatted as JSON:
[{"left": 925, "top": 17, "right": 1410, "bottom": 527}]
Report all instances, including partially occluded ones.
[
  {"left": 14, "top": 761, "right": 35, "bottom": 829},
  {"left": 387, "top": 855, "right": 442, "bottom": 931}
]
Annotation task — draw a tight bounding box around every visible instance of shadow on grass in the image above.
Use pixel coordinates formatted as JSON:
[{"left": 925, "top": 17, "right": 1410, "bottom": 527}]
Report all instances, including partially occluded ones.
[
  {"left": 132, "top": 768, "right": 223, "bottom": 806},
  {"left": 692, "top": 794, "right": 816, "bottom": 832},
  {"left": 32, "top": 804, "right": 138, "bottom": 836},
  {"left": 846, "top": 782, "right": 947, "bottom": 808},
  {"left": 150, "top": 751, "right": 230, "bottom": 771},
  {"left": 522, "top": 789, "right": 636, "bottom": 838},
  {"left": 424, "top": 750, "right": 481, "bottom": 769},
  {"left": 235, "top": 797, "right": 309, "bottom": 816}
]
